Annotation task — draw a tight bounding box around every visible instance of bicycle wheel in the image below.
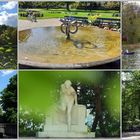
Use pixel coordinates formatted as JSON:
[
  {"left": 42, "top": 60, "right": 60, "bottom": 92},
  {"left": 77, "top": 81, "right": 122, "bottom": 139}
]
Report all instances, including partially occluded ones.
[{"left": 69, "top": 24, "right": 78, "bottom": 34}]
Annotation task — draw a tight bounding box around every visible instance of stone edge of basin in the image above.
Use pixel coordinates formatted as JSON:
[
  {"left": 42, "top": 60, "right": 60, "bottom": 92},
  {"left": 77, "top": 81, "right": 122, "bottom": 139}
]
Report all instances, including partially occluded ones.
[{"left": 19, "top": 56, "right": 120, "bottom": 69}]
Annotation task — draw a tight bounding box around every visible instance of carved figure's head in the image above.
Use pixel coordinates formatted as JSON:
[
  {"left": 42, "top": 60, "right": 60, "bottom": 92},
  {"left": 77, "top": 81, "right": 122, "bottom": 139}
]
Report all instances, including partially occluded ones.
[{"left": 64, "top": 80, "right": 72, "bottom": 88}]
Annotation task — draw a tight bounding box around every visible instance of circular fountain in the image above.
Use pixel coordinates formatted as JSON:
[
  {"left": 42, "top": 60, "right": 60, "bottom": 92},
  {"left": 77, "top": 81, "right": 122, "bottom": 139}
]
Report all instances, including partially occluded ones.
[{"left": 19, "top": 26, "right": 120, "bottom": 68}]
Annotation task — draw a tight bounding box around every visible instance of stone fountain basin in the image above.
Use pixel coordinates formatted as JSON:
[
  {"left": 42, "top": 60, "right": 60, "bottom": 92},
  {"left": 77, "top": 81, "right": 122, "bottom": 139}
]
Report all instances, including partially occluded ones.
[{"left": 19, "top": 26, "right": 120, "bottom": 68}]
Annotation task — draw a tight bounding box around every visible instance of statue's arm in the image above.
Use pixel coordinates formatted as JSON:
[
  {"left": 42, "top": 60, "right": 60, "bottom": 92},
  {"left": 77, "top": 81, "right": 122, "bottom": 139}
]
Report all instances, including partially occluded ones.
[{"left": 71, "top": 87, "right": 78, "bottom": 105}]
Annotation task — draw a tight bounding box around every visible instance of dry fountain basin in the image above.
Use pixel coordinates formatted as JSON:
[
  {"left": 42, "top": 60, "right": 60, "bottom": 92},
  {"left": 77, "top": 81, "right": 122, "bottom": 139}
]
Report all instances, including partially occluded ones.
[{"left": 19, "top": 26, "right": 120, "bottom": 68}]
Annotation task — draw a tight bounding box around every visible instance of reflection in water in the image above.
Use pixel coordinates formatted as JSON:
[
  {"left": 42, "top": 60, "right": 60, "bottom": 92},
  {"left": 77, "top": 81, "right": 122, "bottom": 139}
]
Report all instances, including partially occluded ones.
[
  {"left": 19, "top": 30, "right": 31, "bottom": 42},
  {"left": 122, "top": 48, "right": 140, "bottom": 69},
  {"left": 19, "top": 26, "right": 120, "bottom": 65}
]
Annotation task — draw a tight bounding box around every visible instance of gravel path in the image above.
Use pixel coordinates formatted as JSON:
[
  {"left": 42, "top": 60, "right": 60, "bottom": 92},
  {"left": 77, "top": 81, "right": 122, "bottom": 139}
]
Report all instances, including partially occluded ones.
[{"left": 19, "top": 18, "right": 61, "bottom": 31}]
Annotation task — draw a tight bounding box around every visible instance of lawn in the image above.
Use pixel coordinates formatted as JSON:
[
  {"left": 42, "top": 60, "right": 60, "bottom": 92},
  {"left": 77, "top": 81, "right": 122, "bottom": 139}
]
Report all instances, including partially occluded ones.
[{"left": 19, "top": 8, "right": 120, "bottom": 20}]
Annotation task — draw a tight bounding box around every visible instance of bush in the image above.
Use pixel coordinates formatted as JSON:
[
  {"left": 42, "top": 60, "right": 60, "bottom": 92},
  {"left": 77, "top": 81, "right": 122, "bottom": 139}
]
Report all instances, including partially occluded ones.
[
  {"left": 112, "top": 13, "right": 120, "bottom": 17},
  {"left": 133, "top": 119, "right": 140, "bottom": 126}
]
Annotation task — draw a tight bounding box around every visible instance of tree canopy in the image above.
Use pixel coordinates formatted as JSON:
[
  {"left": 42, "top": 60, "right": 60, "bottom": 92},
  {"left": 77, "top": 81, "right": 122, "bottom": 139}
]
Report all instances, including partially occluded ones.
[
  {"left": 0, "top": 25, "right": 17, "bottom": 69},
  {"left": 122, "top": 71, "right": 140, "bottom": 132},
  {"left": 19, "top": 2, "right": 120, "bottom": 10},
  {"left": 0, "top": 25, "right": 17, "bottom": 45},
  {"left": 122, "top": 2, "right": 140, "bottom": 44},
  {"left": 0, "top": 74, "right": 17, "bottom": 123}
]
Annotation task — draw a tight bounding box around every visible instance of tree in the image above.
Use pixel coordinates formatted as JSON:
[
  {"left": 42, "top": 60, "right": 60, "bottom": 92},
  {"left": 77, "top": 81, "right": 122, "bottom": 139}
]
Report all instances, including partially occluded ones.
[
  {"left": 122, "top": 2, "right": 140, "bottom": 44},
  {"left": 65, "top": 2, "right": 75, "bottom": 11},
  {"left": 0, "top": 25, "right": 17, "bottom": 45},
  {"left": 104, "top": 2, "right": 120, "bottom": 10},
  {"left": 0, "top": 25, "right": 17, "bottom": 69},
  {"left": 0, "top": 75, "right": 17, "bottom": 123},
  {"left": 19, "top": 108, "right": 45, "bottom": 137},
  {"left": 122, "top": 71, "right": 140, "bottom": 132}
]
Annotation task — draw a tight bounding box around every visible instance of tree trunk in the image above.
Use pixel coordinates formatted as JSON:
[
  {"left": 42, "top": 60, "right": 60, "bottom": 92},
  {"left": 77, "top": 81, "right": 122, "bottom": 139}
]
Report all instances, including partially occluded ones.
[
  {"left": 138, "top": 105, "right": 140, "bottom": 120},
  {"left": 99, "top": 108, "right": 107, "bottom": 137},
  {"left": 89, "top": 2, "right": 93, "bottom": 12},
  {"left": 92, "top": 86, "right": 101, "bottom": 131},
  {"left": 66, "top": 3, "right": 70, "bottom": 11}
]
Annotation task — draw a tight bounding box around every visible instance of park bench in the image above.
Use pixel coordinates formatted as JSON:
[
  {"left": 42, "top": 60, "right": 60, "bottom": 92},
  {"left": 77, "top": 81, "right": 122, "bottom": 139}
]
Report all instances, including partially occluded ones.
[
  {"left": 93, "top": 18, "right": 120, "bottom": 29},
  {"left": 63, "top": 16, "right": 89, "bottom": 26}
]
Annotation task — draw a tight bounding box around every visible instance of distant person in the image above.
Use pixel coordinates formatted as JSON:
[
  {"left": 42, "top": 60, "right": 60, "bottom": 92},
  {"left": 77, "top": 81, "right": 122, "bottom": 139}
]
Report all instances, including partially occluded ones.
[
  {"left": 27, "top": 12, "right": 31, "bottom": 21},
  {"left": 32, "top": 12, "right": 37, "bottom": 22},
  {"left": 126, "top": 49, "right": 129, "bottom": 53},
  {"left": 27, "top": 11, "right": 33, "bottom": 22}
]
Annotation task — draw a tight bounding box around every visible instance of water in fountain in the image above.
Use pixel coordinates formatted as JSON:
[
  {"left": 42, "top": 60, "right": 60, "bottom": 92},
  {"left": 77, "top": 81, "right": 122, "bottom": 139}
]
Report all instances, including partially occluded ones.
[{"left": 19, "top": 26, "right": 120, "bottom": 68}]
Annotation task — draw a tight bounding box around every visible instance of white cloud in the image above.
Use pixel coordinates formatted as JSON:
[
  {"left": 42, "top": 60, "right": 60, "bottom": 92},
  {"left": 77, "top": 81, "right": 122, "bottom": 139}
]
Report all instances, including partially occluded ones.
[
  {"left": 1, "top": 70, "right": 15, "bottom": 77},
  {"left": 1, "top": 1, "right": 17, "bottom": 10},
  {"left": 0, "top": 2, "right": 17, "bottom": 27},
  {"left": 0, "top": 11, "right": 17, "bottom": 27}
]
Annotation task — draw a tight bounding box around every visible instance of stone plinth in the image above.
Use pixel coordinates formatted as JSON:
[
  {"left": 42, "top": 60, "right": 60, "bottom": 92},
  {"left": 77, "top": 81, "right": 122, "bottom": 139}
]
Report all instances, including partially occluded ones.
[
  {"left": 37, "top": 105, "right": 95, "bottom": 138},
  {"left": 37, "top": 131, "right": 95, "bottom": 138}
]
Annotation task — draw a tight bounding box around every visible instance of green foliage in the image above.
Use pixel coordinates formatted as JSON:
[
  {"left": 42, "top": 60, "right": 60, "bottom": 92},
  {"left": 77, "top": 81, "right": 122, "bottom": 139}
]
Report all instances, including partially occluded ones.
[
  {"left": 0, "top": 107, "right": 3, "bottom": 117},
  {"left": 123, "top": 2, "right": 140, "bottom": 44},
  {"left": 104, "top": 73, "right": 120, "bottom": 119},
  {"left": 0, "top": 75, "right": 17, "bottom": 123},
  {"left": 0, "top": 25, "right": 17, "bottom": 45},
  {"left": 19, "top": 108, "right": 45, "bottom": 137},
  {"left": 19, "top": 2, "right": 120, "bottom": 10},
  {"left": 93, "top": 72, "right": 120, "bottom": 137},
  {"left": 103, "top": 2, "right": 120, "bottom": 10},
  {"left": 19, "top": 71, "right": 120, "bottom": 137},
  {"left": 122, "top": 71, "right": 140, "bottom": 132},
  {"left": 0, "top": 25, "right": 17, "bottom": 69}
]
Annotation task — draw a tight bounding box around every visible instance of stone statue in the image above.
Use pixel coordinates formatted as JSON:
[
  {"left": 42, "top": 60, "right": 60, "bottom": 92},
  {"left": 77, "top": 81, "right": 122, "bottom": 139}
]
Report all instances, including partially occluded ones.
[
  {"left": 59, "top": 80, "right": 77, "bottom": 131},
  {"left": 37, "top": 80, "right": 95, "bottom": 138}
]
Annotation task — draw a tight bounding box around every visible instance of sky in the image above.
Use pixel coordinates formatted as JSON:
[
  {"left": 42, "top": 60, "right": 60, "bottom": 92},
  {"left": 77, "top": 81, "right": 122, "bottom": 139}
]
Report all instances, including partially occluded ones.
[
  {"left": 0, "top": 70, "right": 17, "bottom": 92},
  {"left": 0, "top": 1, "right": 17, "bottom": 27}
]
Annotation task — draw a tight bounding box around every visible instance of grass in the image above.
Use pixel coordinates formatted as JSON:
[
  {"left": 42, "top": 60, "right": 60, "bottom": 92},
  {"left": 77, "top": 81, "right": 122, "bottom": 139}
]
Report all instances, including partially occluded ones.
[{"left": 19, "top": 8, "right": 120, "bottom": 20}]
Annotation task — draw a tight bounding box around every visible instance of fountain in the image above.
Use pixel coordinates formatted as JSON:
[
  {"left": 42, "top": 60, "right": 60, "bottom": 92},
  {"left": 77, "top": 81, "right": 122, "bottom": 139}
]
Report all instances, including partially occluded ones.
[{"left": 19, "top": 19, "right": 120, "bottom": 68}]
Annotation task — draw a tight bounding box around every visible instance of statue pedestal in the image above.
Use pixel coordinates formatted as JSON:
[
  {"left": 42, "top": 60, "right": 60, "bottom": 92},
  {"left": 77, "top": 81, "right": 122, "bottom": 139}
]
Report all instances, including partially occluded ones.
[
  {"left": 37, "top": 131, "right": 95, "bottom": 138},
  {"left": 37, "top": 105, "right": 95, "bottom": 138}
]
